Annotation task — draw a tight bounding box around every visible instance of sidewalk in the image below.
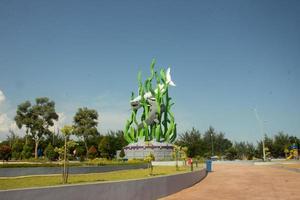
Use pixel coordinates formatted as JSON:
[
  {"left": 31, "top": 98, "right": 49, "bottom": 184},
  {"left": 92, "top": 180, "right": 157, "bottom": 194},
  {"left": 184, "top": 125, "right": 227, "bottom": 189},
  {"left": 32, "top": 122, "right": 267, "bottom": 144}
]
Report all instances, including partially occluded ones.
[{"left": 161, "top": 163, "right": 300, "bottom": 200}]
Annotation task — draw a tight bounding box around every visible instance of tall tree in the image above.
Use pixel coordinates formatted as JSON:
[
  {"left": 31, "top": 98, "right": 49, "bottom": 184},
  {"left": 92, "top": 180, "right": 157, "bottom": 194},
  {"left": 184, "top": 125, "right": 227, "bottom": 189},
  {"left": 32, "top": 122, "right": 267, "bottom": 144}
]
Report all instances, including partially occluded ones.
[
  {"left": 15, "top": 97, "right": 58, "bottom": 159},
  {"left": 175, "top": 128, "right": 203, "bottom": 157},
  {"left": 73, "top": 107, "right": 99, "bottom": 157},
  {"left": 0, "top": 145, "right": 12, "bottom": 162},
  {"left": 211, "top": 131, "right": 232, "bottom": 156},
  {"left": 203, "top": 126, "right": 216, "bottom": 156},
  {"left": 273, "top": 132, "right": 291, "bottom": 158},
  {"left": 14, "top": 101, "right": 32, "bottom": 144},
  {"left": 98, "top": 136, "right": 111, "bottom": 159},
  {"left": 61, "top": 125, "right": 73, "bottom": 184},
  {"left": 6, "top": 129, "right": 19, "bottom": 148},
  {"left": 234, "top": 141, "right": 248, "bottom": 160},
  {"left": 95, "top": 131, "right": 128, "bottom": 159}
]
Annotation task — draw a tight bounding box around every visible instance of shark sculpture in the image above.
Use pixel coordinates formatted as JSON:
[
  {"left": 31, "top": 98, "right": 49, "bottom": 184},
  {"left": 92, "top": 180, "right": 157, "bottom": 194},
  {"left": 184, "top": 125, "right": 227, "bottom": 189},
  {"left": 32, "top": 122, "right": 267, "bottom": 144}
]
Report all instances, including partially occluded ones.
[
  {"left": 130, "top": 67, "right": 175, "bottom": 127},
  {"left": 130, "top": 67, "right": 175, "bottom": 106},
  {"left": 124, "top": 61, "right": 177, "bottom": 144}
]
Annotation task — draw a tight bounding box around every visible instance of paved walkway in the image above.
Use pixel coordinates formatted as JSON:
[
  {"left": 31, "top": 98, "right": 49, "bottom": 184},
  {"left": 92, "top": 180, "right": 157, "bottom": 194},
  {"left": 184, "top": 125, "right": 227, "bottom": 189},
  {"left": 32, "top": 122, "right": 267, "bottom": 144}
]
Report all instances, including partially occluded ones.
[{"left": 161, "top": 163, "right": 300, "bottom": 200}]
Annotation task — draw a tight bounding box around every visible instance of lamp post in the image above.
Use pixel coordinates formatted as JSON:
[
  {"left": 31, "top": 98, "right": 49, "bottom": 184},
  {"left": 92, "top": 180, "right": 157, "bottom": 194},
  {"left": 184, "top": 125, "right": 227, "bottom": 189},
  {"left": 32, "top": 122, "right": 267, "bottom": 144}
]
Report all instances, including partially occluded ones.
[
  {"left": 262, "top": 139, "right": 266, "bottom": 161},
  {"left": 211, "top": 133, "right": 214, "bottom": 157},
  {"left": 262, "top": 120, "right": 268, "bottom": 161},
  {"left": 254, "top": 108, "right": 266, "bottom": 161}
]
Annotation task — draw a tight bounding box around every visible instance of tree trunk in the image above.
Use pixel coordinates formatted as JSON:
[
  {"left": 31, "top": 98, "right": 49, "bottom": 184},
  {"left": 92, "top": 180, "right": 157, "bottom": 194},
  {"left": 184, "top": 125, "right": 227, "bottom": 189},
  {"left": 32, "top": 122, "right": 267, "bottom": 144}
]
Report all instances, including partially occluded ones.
[
  {"left": 84, "top": 139, "right": 89, "bottom": 158},
  {"left": 63, "top": 136, "right": 67, "bottom": 184},
  {"left": 34, "top": 140, "right": 39, "bottom": 159},
  {"left": 25, "top": 129, "right": 29, "bottom": 145}
]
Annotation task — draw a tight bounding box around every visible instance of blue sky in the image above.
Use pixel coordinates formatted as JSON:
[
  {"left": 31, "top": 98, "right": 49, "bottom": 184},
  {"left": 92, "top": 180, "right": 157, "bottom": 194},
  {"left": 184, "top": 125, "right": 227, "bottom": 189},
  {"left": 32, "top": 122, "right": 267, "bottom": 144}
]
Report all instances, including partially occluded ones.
[{"left": 0, "top": 0, "right": 299, "bottom": 143}]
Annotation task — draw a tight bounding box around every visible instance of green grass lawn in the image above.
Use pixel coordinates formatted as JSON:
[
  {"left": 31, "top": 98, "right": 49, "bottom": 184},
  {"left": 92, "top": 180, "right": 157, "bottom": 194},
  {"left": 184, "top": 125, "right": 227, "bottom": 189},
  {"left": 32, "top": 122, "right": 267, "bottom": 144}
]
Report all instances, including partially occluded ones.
[
  {"left": 0, "top": 166, "right": 201, "bottom": 190},
  {"left": 0, "top": 159, "right": 146, "bottom": 168}
]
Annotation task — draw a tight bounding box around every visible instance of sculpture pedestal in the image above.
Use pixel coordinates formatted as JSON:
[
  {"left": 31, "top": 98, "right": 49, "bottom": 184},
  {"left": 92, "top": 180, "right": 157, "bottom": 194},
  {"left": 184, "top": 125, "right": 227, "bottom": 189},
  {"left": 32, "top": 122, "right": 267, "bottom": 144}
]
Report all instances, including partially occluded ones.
[{"left": 117, "top": 142, "right": 174, "bottom": 161}]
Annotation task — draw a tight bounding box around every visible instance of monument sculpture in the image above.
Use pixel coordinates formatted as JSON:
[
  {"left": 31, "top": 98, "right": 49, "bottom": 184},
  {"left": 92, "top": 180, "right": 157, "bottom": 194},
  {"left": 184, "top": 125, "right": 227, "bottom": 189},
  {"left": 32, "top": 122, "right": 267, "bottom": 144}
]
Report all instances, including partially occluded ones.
[{"left": 122, "top": 60, "right": 177, "bottom": 160}]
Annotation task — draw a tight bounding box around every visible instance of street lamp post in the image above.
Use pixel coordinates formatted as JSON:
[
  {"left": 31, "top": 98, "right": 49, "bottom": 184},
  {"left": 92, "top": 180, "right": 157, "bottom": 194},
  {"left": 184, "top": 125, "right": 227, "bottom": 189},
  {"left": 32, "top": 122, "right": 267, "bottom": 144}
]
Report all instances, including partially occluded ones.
[
  {"left": 211, "top": 133, "right": 214, "bottom": 157},
  {"left": 254, "top": 108, "right": 266, "bottom": 161},
  {"left": 262, "top": 120, "right": 268, "bottom": 161},
  {"left": 262, "top": 139, "right": 266, "bottom": 161}
]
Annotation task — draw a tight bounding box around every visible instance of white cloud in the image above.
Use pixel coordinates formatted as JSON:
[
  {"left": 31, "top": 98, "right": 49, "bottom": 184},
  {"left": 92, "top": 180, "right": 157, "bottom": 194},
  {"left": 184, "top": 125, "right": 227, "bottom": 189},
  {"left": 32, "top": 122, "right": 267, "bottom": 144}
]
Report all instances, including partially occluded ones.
[
  {"left": 0, "top": 114, "right": 26, "bottom": 140},
  {"left": 49, "top": 112, "right": 67, "bottom": 133},
  {"left": 99, "top": 111, "right": 129, "bottom": 134},
  {"left": 0, "top": 90, "right": 5, "bottom": 104},
  {"left": 0, "top": 113, "right": 10, "bottom": 132}
]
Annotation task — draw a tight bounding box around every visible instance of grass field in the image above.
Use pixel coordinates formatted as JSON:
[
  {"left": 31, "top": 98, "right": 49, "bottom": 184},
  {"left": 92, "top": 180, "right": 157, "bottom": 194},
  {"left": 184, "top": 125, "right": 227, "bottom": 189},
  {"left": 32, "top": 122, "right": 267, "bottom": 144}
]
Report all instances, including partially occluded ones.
[
  {"left": 0, "top": 166, "right": 200, "bottom": 190},
  {"left": 0, "top": 159, "right": 146, "bottom": 168}
]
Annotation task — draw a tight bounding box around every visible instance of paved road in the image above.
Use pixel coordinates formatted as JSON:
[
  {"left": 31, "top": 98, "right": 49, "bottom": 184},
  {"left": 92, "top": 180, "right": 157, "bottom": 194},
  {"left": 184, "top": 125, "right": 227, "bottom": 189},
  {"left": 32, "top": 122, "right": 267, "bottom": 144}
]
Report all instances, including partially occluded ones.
[
  {"left": 161, "top": 163, "right": 300, "bottom": 200},
  {"left": 0, "top": 164, "right": 147, "bottom": 177}
]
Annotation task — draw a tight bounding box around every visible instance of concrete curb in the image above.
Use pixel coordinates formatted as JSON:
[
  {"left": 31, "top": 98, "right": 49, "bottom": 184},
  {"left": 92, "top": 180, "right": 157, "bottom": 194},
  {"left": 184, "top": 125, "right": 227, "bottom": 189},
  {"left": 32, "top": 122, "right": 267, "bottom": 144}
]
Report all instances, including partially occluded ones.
[{"left": 0, "top": 169, "right": 207, "bottom": 200}]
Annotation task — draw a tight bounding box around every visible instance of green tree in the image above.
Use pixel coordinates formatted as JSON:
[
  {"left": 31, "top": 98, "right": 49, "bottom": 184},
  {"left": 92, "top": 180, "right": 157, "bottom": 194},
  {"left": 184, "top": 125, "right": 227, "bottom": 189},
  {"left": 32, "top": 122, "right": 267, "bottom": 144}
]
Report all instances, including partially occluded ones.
[
  {"left": 176, "top": 128, "right": 203, "bottom": 158},
  {"left": 75, "top": 145, "right": 86, "bottom": 161},
  {"left": 224, "top": 141, "right": 257, "bottom": 160},
  {"left": 43, "top": 132, "right": 65, "bottom": 149},
  {"left": 119, "top": 148, "right": 125, "bottom": 159},
  {"left": 273, "top": 132, "right": 291, "bottom": 158},
  {"left": 0, "top": 145, "right": 12, "bottom": 161},
  {"left": 60, "top": 125, "right": 74, "bottom": 184},
  {"left": 6, "top": 130, "right": 19, "bottom": 148},
  {"left": 15, "top": 97, "right": 58, "bottom": 159},
  {"left": 88, "top": 145, "right": 98, "bottom": 159},
  {"left": 234, "top": 142, "right": 248, "bottom": 160},
  {"left": 202, "top": 126, "right": 215, "bottom": 156},
  {"left": 21, "top": 144, "right": 33, "bottom": 159},
  {"left": 211, "top": 131, "right": 232, "bottom": 156},
  {"left": 98, "top": 136, "right": 111, "bottom": 159},
  {"left": 289, "top": 136, "right": 300, "bottom": 146},
  {"left": 12, "top": 139, "right": 24, "bottom": 160},
  {"left": 114, "top": 130, "right": 128, "bottom": 151},
  {"left": 73, "top": 107, "right": 99, "bottom": 158},
  {"left": 144, "top": 153, "right": 155, "bottom": 176},
  {"left": 225, "top": 147, "right": 238, "bottom": 160},
  {"left": 14, "top": 101, "right": 32, "bottom": 144},
  {"left": 264, "top": 134, "right": 274, "bottom": 156},
  {"left": 245, "top": 143, "right": 256, "bottom": 160},
  {"left": 44, "top": 143, "right": 58, "bottom": 161}
]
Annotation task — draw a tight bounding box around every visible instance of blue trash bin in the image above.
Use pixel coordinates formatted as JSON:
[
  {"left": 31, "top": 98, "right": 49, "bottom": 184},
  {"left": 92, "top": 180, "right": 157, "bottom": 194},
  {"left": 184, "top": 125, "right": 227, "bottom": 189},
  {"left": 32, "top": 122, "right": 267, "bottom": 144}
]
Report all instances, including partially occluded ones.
[{"left": 206, "top": 160, "right": 212, "bottom": 172}]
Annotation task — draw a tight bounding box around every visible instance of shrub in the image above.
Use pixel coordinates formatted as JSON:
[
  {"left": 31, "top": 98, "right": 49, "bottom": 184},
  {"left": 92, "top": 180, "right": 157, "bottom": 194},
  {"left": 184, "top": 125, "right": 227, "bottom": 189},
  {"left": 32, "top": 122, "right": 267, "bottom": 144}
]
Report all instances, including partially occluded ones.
[
  {"left": 119, "top": 148, "right": 125, "bottom": 158},
  {"left": 44, "top": 143, "right": 58, "bottom": 161},
  {"left": 144, "top": 153, "right": 155, "bottom": 176},
  {"left": 225, "top": 147, "right": 238, "bottom": 160},
  {"left": 0, "top": 145, "right": 12, "bottom": 161},
  {"left": 88, "top": 145, "right": 97, "bottom": 159},
  {"left": 12, "top": 140, "right": 23, "bottom": 160},
  {"left": 12, "top": 152, "right": 21, "bottom": 160},
  {"left": 75, "top": 146, "right": 86, "bottom": 161},
  {"left": 21, "top": 144, "right": 33, "bottom": 159},
  {"left": 98, "top": 137, "right": 110, "bottom": 159}
]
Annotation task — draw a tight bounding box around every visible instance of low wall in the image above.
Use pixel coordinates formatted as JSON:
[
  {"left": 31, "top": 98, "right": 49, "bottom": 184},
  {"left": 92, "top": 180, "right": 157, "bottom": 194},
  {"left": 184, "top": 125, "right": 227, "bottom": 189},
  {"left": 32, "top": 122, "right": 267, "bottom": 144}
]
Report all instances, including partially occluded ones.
[
  {"left": 1, "top": 169, "right": 207, "bottom": 200},
  {"left": 152, "top": 161, "right": 186, "bottom": 166}
]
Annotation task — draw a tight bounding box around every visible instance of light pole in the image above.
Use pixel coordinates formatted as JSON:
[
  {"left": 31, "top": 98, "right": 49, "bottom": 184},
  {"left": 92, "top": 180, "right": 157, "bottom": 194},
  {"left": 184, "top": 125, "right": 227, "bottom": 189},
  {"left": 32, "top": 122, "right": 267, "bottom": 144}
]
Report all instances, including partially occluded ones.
[
  {"left": 254, "top": 108, "right": 266, "bottom": 161},
  {"left": 211, "top": 133, "right": 214, "bottom": 157},
  {"left": 262, "top": 139, "right": 266, "bottom": 161}
]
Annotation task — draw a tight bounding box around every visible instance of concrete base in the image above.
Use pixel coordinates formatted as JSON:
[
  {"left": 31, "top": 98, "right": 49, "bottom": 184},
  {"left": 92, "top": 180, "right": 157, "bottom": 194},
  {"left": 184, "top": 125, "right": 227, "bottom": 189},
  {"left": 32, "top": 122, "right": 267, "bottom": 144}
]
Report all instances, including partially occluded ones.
[{"left": 117, "top": 143, "right": 174, "bottom": 161}]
